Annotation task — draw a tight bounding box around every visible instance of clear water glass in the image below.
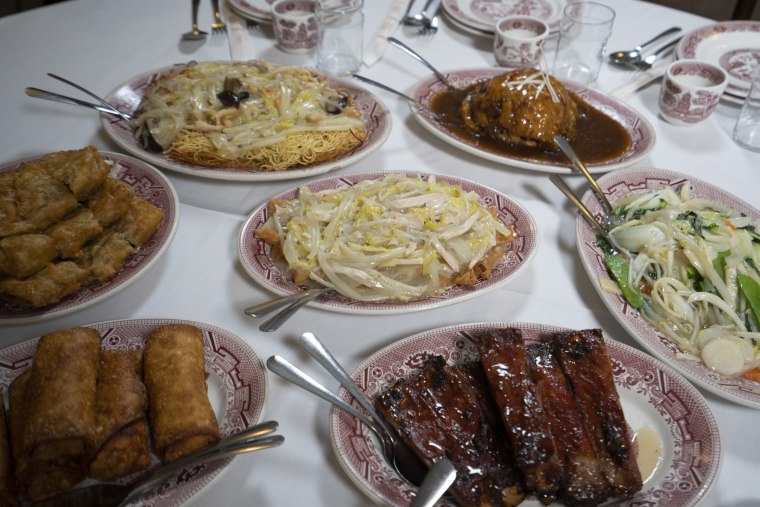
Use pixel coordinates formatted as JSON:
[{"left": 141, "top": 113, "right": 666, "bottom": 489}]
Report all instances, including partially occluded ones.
[
  {"left": 316, "top": 0, "right": 364, "bottom": 76},
  {"left": 552, "top": 1, "right": 615, "bottom": 85},
  {"left": 732, "top": 65, "right": 760, "bottom": 152}
]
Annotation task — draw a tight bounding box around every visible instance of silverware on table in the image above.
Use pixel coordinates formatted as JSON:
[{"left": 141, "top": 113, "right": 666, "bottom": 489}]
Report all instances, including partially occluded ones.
[
  {"left": 24, "top": 73, "right": 162, "bottom": 152},
  {"left": 35, "top": 421, "right": 283, "bottom": 507},
  {"left": 266, "top": 332, "right": 429, "bottom": 486},
  {"left": 387, "top": 36, "right": 452, "bottom": 88},
  {"left": 244, "top": 287, "right": 335, "bottom": 332},
  {"left": 630, "top": 37, "right": 680, "bottom": 70},
  {"left": 210, "top": 0, "right": 227, "bottom": 35},
  {"left": 182, "top": 0, "right": 208, "bottom": 40},
  {"left": 608, "top": 26, "right": 681, "bottom": 66}
]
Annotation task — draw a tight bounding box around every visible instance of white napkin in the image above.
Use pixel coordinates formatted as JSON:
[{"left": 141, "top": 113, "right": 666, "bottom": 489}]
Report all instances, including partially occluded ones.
[
  {"left": 224, "top": 0, "right": 256, "bottom": 61},
  {"left": 610, "top": 57, "right": 672, "bottom": 99},
  {"left": 363, "top": 0, "right": 411, "bottom": 66}
]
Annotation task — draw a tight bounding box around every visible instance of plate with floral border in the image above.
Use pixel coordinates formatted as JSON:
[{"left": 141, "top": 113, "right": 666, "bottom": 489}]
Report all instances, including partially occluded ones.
[
  {"left": 442, "top": 0, "right": 566, "bottom": 35},
  {"left": 0, "top": 151, "right": 179, "bottom": 325},
  {"left": 228, "top": 0, "right": 274, "bottom": 22},
  {"left": 101, "top": 62, "right": 391, "bottom": 182},
  {"left": 330, "top": 322, "right": 722, "bottom": 507},
  {"left": 238, "top": 171, "right": 537, "bottom": 315},
  {"left": 576, "top": 166, "right": 760, "bottom": 408},
  {"left": 677, "top": 21, "right": 760, "bottom": 98},
  {"left": 410, "top": 68, "right": 656, "bottom": 174},
  {"left": 0, "top": 317, "right": 268, "bottom": 507}
]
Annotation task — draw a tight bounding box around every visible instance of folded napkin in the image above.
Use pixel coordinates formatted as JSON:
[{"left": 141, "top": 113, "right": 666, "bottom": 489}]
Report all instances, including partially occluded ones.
[
  {"left": 363, "top": 0, "right": 411, "bottom": 66},
  {"left": 224, "top": 0, "right": 256, "bottom": 61}
]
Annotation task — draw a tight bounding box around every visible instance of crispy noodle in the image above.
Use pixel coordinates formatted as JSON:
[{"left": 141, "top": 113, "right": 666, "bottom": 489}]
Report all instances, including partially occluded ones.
[{"left": 134, "top": 60, "right": 368, "bottom": 171}]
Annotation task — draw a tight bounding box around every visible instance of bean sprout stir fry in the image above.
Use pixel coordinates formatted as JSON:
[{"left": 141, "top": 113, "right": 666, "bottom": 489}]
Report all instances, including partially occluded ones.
[
  {"left": 257, "top": 174, "right": 515, "bottom": 303},
  {"left": 598, "top": 183, "right": 760, "bottom": 378}
]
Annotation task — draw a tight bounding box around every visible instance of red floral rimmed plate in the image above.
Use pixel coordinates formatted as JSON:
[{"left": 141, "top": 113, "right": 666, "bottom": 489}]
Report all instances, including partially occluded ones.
[
  {"left": 0, "top": 152, "right": 179, "bottom": 325},
  {"left": 0, "top": 318, "right": 268, "bottom": 507},
  {"left": 410, "top": 68, "right": 656, "bottom": 174},
  {"left": 101, "top": 62, "right": 391, "bottom": 182},
  {"left": 442, "top": 0, "right": 565, "bottom": 35},
  {"left": 576, "top": 166, "right": 760, "bottom": 409},
  {"left": 238, "top": 171, "right": 537, "bottom": 314},
  {"left": 676, "top": 21, "right": 760, "bottom": 98},
  {"left": 330, "top": 322, "right": 722, "bottom": 507}
]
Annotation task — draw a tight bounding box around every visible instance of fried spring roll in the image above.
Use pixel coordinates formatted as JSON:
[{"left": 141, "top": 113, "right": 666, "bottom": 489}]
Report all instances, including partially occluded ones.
[
  {"left": 8, "top": 370, "right": 85, "bottom": 503},
  {"left": 115, "top": 199, "right": 163, "bottom": 248},
  {"left": 144, "top": 324, "right": 220, "bottom": 463},
  {"left": 89, "top": 349, "right": 150, "bottom": 480},
  {"left": 527, "top": 343, "right": 610, "bottom": 507},
  {"left": 0, "top": 261, "right": 91, "bottom": 308},
  {"left": 376, "top": 356, "right": 525, "bottom": 507},
  {"left": 24, "top": 328, "right": 100, "bottom": 464},
  {"left": 0, "top": 234, "right": 57, "bottom": 278},
  {"left": 474, "top": 329, "right": 563, "bottom": 505},
  {"left": 551, "top": 329, "right": 643, "bottom": 498}
]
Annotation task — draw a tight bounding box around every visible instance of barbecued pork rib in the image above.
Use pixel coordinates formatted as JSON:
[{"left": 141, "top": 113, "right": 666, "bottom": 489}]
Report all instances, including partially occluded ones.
[
  {"left": 550, "top": 329, "right": 643, "bottom": 498},
  {"left": 474, "top": 329, "right": 563, "bottom": 505},
  {"left": 527, "top": 342, "right": 611, "bottom": 507},
  {"left": 375, "top": 356, "right": 525, "bottom": 507}
]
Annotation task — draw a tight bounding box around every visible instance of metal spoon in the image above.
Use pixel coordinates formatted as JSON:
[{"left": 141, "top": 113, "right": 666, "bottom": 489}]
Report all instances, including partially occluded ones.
[
  {"left": 182, "top": 0, "right": 208, "bottom": 40},
  {"left": 608, "top": 26, "right": 681, "bottom": 66},
  {"left": 410, "top": 458, "right": 457, "bottom": 507},
  {"left": 267, "top": 352, "right": 428, "bottom": 486},
  {"left": 631, "top": 37, "right": 680, "bottom": 70},
  {"left": 352, "top": 74, "right": 442, "bottom": 122},
  {"left": 35, "top": 421, "right": 282, "bottom": 507},
  {"left": 25, "top": 73, "right": 162, "bottom": 152},
  {"left": 387, "top": 37, "right": 453, "bottom": 88},
  {"left": 553, "top": 135, "right": 615, "bottom": 220}
]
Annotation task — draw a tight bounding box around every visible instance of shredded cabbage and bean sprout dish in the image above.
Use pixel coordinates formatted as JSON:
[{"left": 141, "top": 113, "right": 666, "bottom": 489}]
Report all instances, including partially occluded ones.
[
  {"left": 134, "top": 61, "right": 367, "bottom": 171},
  {"left": 598, "top": 184, "right": 760, "bottom": 379},
  {"left": 255, "top": 174, "right": 516, "bottom": 303}
]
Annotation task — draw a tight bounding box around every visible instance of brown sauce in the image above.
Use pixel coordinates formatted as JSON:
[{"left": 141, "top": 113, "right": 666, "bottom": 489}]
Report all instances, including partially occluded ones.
[{"left": 429, "top": 86, "right": 632, "bottom": 165}]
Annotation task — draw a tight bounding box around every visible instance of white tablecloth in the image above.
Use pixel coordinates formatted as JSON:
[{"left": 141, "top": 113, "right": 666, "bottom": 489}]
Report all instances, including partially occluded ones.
[{"left": 0, "top": 0, "right": 757, "bottom": 505}]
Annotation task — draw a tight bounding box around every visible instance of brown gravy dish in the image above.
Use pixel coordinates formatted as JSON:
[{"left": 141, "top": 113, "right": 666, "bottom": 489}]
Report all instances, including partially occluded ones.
[{"left": 429, "top": 86, "right": 633, "bottom": 165}]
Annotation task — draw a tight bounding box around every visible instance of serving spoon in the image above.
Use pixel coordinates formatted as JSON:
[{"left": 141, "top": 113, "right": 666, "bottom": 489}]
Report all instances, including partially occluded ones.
[
  {"left": 608, "top": 26, "right": 681, "bottom": 66},
  {"left": 387, "top": 37, "right": 453, "bottom": 89},
  {"left": 25, "top": 73, "right": 162, "bottom": 152}
]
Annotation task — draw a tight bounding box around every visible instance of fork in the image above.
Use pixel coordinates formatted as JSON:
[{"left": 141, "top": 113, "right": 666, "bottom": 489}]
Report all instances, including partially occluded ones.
[{"left": 211, "top": 0, "right": 227, "bottom": 35}]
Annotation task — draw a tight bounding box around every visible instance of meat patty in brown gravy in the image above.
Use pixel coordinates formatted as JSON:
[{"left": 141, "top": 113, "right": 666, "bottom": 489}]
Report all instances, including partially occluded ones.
[{"left": 431, "top": 69, "right": 632, "bottom": 165}]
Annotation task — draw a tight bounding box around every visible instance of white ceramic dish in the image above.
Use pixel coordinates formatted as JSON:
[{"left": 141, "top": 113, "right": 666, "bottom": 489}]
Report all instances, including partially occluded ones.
[
  {"left": 330, "top": 322, "right": 722, "bottom": 507},
  {"left": 410, "top": 68, "right": 656, "bottom": 174},
  {"left": 0, "top": 318, "right": 268, "bottom": 506},
  {"left": 238, "top": 171, "right": 537, "bottom": 314},
  {"left": 0, "top": 152, "right": 179, "bottom": 324},
  {"left": 228, "top": 0, "right": 273, "bottom": 22},
  {"left": 576, "top": 166, "right": 760, "bottom": 408},
  {"left": 101, "top": 62, "right": 391, "bottom": 181},
  {"left": 442, "top": 0, "right": 565, "bottom": 35},
  {"left": 676, "top": 21, "right": 760, "bottom": 98}
]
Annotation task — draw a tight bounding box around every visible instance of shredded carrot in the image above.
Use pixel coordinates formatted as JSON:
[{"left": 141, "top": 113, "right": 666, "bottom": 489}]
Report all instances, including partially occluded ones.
[
  {"left": 724, "top": 219, "right": 737, "bottom": 231},
  {"left": 742, "top": 368, "right": 760, "bottom": 383}
]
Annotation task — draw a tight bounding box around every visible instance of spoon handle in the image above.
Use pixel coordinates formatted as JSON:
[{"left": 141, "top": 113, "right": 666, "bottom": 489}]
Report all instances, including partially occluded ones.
[
  {"left": 554, "top": 136, "right": 614, "bottom": 217},
  {"left": 639, "top": 26, "right": 681, "bottom": 51},
  {"left": 299, "top": 332, "right": 383, "bottom": 423},
  {"left": 387, "top": 37, "right": 451, "bottom": 88},
  {"left": 46, "top": 73, "right": 133, "bottom": 122},
  {"left": 409, "top": 458, "right": 457, "bottom": 507},
  {"left": 258, "top": 288, "right": 331, "bottom": 332},
  {"left": 25, "top": 87, "right": 123, "bottom": 118},
  {"left": 549, "top": 175, "right": 611, "bottom": 241},
  {"left": 244, "top": 287, "right": 331, "bottom": 318}
]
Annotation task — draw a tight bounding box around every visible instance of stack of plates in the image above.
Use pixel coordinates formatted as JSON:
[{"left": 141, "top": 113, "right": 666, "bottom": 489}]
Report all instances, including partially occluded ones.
[{"left": 227, "top": 0, "right": 273, "bottom": 23}]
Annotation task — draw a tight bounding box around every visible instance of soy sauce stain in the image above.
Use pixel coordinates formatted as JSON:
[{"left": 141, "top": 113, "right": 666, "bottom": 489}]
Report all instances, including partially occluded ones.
[{"left": 429, "top": 87, "right": 632, "bottom": 165}]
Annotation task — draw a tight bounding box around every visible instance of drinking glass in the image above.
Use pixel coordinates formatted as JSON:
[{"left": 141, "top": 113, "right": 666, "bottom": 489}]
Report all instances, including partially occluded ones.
[
  {"left": 733, "top": 65, "right": 760, "bottom": 152},
  {"left": 552, "top": 1, "right": 615, "bottom": 85},
  {"left": 315, "top": 0, "right": 363, "bottom": 76}
]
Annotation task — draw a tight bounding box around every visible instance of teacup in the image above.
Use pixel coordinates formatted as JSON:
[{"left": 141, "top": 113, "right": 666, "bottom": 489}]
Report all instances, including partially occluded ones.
[
  {"left": 494, "top": 15, "right": 549, "bottom": 68},
  {"left": 658, "top": 59, "right": 728, "bottom": 126},
  {"left": 271, "top": 0, "right": 318, "bottom": 53}
]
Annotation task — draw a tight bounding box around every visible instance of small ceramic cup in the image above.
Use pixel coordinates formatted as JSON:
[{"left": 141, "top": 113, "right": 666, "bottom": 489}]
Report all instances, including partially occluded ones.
[
  {"left": 494, "top": 15, "right": 549, "bottom": 68},
  {"left": 658, "top": 59, "right": 728, "bottom": 126},
  {"left": 271, "top": 0, "right": 318, "bottom": 53}
]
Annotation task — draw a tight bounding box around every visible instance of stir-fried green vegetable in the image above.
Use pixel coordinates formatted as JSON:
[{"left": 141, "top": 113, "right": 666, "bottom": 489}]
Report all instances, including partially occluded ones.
[
  {"left": 258, "top": 174, "right": 515, "bottom": 302},
  {"left": 599, "top": 184, "right": 760, "bottom": 377}
]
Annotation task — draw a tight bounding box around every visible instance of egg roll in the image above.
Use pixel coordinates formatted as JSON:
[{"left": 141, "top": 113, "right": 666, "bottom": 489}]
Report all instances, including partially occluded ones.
[
  {"left": 89, "top": 349, "right": 150, "bottom": 480},
  {"left": 144, "top": 324, "right": 220, "bottom": 463},
  {"left": 8, "top": 370, "right": 84, "bottom": 503},
  {"left": 23, "top": 328, "right": 100, "bottom": 464}
]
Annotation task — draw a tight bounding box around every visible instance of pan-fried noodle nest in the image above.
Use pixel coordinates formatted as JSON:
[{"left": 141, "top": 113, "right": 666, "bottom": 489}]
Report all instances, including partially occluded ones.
[{"left": 134, "top": 60, "right": 368, "bottom": 171}]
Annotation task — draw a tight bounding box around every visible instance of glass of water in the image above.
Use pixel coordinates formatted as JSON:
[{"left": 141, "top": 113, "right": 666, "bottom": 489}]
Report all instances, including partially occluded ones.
[
  {"left": 315, "top": 0, "right": 364, "bottom": 76},
  {"left": 552, "top": 1, "right": 615, "bottom": 85},
  {"left": 733, "top": 65, "right": 760, "bottom": 152}
]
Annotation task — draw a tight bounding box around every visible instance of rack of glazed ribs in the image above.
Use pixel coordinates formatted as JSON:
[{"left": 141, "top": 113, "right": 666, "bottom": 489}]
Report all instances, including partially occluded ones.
[{"left": 375, "top": 328, "right": 643, "bottom": 507}]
